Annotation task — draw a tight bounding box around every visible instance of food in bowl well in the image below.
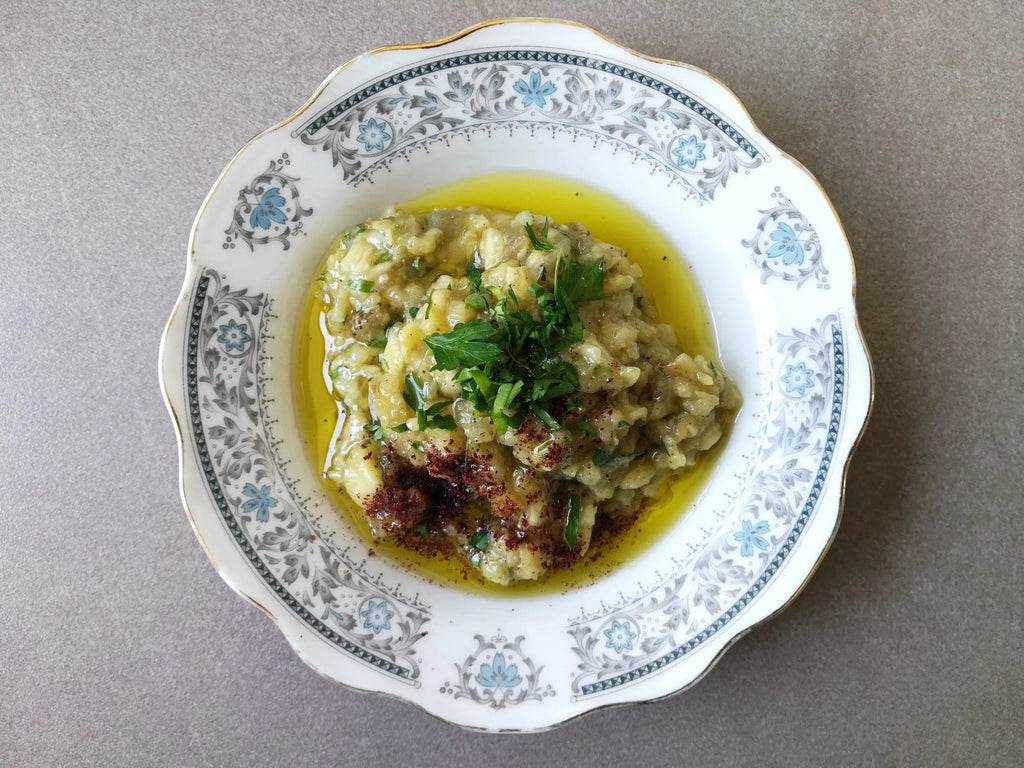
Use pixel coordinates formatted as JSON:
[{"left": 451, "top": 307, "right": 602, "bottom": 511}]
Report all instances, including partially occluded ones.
[{"left": 314, "top": 206, "right": 738, "bottom": 585}]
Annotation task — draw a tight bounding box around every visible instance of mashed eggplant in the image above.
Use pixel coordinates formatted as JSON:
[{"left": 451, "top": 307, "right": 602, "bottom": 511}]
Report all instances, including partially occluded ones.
[{"left": 317, "top": 207, "right": 738, "bottom": 585}]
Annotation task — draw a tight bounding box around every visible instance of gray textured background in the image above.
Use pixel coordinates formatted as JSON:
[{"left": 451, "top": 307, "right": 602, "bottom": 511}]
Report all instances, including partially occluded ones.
[{"left": 2, "top": 1, "right": 1022, "bottom": 766}]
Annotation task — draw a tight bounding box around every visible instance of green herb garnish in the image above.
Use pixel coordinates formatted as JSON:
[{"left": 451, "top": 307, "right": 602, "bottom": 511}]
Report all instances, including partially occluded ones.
[
  {"left": 363, "top": 423, "right": 384, "bottom": 440},
  {"left": 344, "top": 223, "right": 368, "bottom": 246},
  {"left": 592, "top": 448, "right": 614, "bottom": 466},
  {"left": 531, "top": 405, "right": 560, "bottom": 430},
  {"left": 469, "top": 529, "right": 490, "bottom": 551},
  {"left": 565, "top": 494, "right": 581, "bottom": 548},
  {"left": 403, "top": 372, "right": 456, "bottom": 431},
  {"left": 423, "top": 320, "right": 502, "bottom": 369},
  {"left": 408, "top": 306, "right": 419, "bottom": 318},
  {"left": 347, "top": 278, "right": 374, "bottom": 293},
  {"left": 367, "top": 334, "right": 387, "bottom": 348},
  {"left": 524, "top": 217, "right": 554, "bottom": 251},
  {"left": 422, "top": 246, "right": 604, "bottom": 433}
]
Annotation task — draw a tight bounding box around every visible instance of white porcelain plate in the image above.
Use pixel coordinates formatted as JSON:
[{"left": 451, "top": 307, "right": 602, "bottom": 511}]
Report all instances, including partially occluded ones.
[{"left": 160, "top": 19, "right": 871, "bottom": 731}]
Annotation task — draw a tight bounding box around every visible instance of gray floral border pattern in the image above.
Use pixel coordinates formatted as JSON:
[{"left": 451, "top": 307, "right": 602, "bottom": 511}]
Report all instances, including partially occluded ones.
[
  {"left": 442, "top": 635, "right": 554, "bottom": 709},
  {"left": 299, "top": 51, "right": 762, "bottom": 200},
  {"left": 223, "top": 154, "right": 312, "bottom": 251},
  {"left": 743, "top": 187, "right": 828, "bottom": 288},
  {"left": 186, "top": 269, "right": 429, "bottom": 681},
  {"left": 568, "top": 316, "right": 844, "bottom": 697}
]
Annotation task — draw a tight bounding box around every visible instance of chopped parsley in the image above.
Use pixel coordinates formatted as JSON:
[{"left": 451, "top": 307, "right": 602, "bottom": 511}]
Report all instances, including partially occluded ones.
[
  {"left": 469, "top": 529, "right": 490, "bottom": 551},
  {"left": 524, "top": 216, "right": 554, "bottom": 251},
  {"left": 344, "top": 223, "right": 368, "bottom": 246},
  {"left": 367, "top": 334, "right": 388, "bottom": 348},
  {"left": 347, "top": 278, "right": 374, "bottom": 293},
  {"left": 565, "top": 493, "right": 581, "bottom": 548},
  {"left": 423, "top": 320, "right": 502, "bottom": 369},
  {"left": 575, "top": 420, "right": 596, "bottom": 437},
  {"left": 592, "top": 448, "right": 614, "bottom": 466},
  {"left": 403, "top": 372, "right": 456, "bottom": 431},
  {"left": 423, "top": 252, "right": 604, "bottom": 433}
]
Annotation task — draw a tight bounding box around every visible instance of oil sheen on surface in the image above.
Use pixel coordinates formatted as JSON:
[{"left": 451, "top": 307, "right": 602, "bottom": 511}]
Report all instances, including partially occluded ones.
[{"left": 295, "top": 173, "right": 725, "bottom": 595}]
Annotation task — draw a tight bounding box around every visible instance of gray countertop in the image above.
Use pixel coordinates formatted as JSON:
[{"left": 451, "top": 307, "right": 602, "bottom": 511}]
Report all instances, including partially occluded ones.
[{"left": 2, "top": 1, "right": 1022, "bottom": 765}]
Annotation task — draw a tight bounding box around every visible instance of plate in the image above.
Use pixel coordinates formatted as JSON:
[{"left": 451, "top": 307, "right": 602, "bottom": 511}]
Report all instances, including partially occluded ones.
[{"left": 160, "top": 19, "right": 871, "bottom": 731}]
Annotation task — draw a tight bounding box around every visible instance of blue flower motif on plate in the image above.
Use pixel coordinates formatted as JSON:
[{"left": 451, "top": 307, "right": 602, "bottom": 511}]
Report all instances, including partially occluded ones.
[
  {"left": 240, "top": 483, "right": 278, "bottom": 523},
  {"left": 767, "top": 222, "right": 805, "bottom": 266},
  {"left": 217, "top": 319, "right": 251, "bottom": 353},
  {"left": 360, "top": 600, "right": 394, "bottom": 633},
  {"left": 356, "top": 118, "right": 392, "bottom": 151},
  {"left": 249, "top": 187, "right": 287, "bottom": 230},
  {"left": 475, "top": 652, "right": 522, "bottom": 689},
  {"left": 513, "top": 71, "right": 556, "bottom": 108},
  {"left": 603, "top": 620, "right": 637, "bottom": 653},
  {"left": 734, "top": 520, "right": 771, "bottom": 557},
  {"left": 672, "top": 135, "right": 707, "bottom": 169},
  {"left": 781, "top": 362, "right": 814, "bottom": 396}
]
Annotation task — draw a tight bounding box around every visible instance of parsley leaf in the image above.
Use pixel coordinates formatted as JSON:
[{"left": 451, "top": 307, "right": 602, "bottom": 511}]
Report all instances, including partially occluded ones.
[
  {"left": 424, "top": 320, "right": 502, "bottom": 369},
  {"left": 347, "top": 278, "right": 374, "bottom": 293},
  {"left": 465, "top": 261, "right": 483, "bottom": 291},
  {"left": 344, "top": 223, "right": 367, "bottom": 246},
  {"left": 426, "top": 413, "right": 456, "bottom": 430},
  {"left": 524, "top": 217, "right": 554, "bottom": 251},
  {"left": 403, "top": 372, "right": 456, "bottom": 431},
  {"left": 592, "top": 448, "right": 614, "bottom": 466},
  {"left": 531, "top": 405, "right": 560, "bottom": 430},
  {"left": 403, "top": 372, "right": 427, "bottom": 412},
  {"left": 469, "top": 529, "right": 490, "bottom": 551},
  {"left": 565, "top": 494, "right": 581, "bottom": 548},
  {"left": 491, "top": 380, "right": 523, "bottom": 433},
  {"left": 559, "top": 259, "right": 605, "bottom": 303}
]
